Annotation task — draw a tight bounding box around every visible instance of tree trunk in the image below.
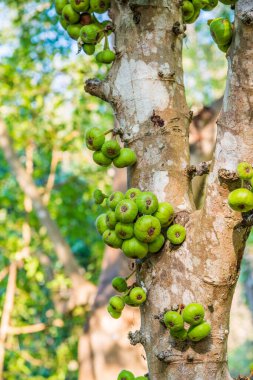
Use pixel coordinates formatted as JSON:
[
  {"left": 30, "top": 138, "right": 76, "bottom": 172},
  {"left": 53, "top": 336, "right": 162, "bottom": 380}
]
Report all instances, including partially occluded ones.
[{"left": 85, "top": 0, "right": 253, "bottom": 378}]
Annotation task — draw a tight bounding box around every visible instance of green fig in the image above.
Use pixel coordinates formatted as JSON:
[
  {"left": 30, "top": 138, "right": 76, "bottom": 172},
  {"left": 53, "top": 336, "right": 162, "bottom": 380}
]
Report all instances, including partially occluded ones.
[
  {"left": 115, "top": 222, "right": 134, "bottom": 240},
  {"left": 109, "top": 295, "right": 125, "bottom": 312},
  {"left": 55, "top": 0, "right": 69, "bottom": 15},
  {"left": 59, "top": 16, "right": 69, "bottom": 30},
  {"left": 107, "top": 304, "right": 121, "bottom": 319},
  {"left": 122, "top": 237, "right": 148, "bottom": 259},
  {"left": 202, "top": 0, "right": 218, "bottom": 10},
  {"left": 117, "top": 370, "right": 135, "bottom": 380},
  {"left": 80, "top": 23, "right": 101, "bottom": 44},
  {"left": 103, "top": 229, "right": 122, "bottom": 248},
  {"left": 115, "top": 199, "right": 138, "bottom": 223},
  {"left": 113, "top": 148, "right": 137, "bottom": 168},
  {"left": 90, "top": 0, "right": 111, "bottom": 13},
  {"left": 80, "top": 12, "right": 93, "bottom": 26},
  {"left": 148, "top": 234, "right": 165, "bottom": 253},
  {"left": 93, "top": 151, "right": 112, "bottom": 166},
  {"left": 228, "top": 188, "right": 253, "bottom": 212},
  {"left": 95, "top": 213, "right": 107, "bottom": 235},
  {"left": 83, "top": 43, "right": 96, "bottom": 55},
  {"left": 95, "top": 51, "right": 104, "bottom": 63},
  {"left": 170, "top": 328, "right": 188, "bottom": 341},
  {"left": 136, "top": 191, "right": 158, "bottom": 215},
  {"left": 134, "top": 215, "right": 161, "bottom": 243},
  {"left": 112, "top": 276, "right": 128, "bottom": 293},
  {"left": 236, "top": 162, "right": 253, "bottom": 180},
  {"left": 85, "top": 127, "right": 105, "bottom": 151},
  {"left": 164, "top": 311, "right": 184, "bottom": 332},
  {"left": 217, "top": 43, "right": 231, "bottom": 52},
  {"left": 67, "top": 23, "right": 82, "bottom": 39},
  {"left": 182, "top": 1, "right": 195, "bottom": 21},
  {"left": 219, "top": 0, "right": 236, "bottom": 4},
  {"left": 209, "top": 18, "right": 233, "bottom": 46},
  {"left": 70, "top": 0, "right": 90, "bottom": 12},
  {"left": 182, "top": 303, "right": 205, "bottom": 325},
  {"left": 188, "top": 321, "right": 211, "bottom": 341},
  {"left": 93, "top": 189, "right": 107, "bottom": 204},
  {"left": 129, "top": 287, "right": 147, "bottom": 305},
  {"left": 125, "top": 188, "right": 142, "bottom": 201},
  {"left": 99, "top": 49, "right": 116, "bottom": 64},
  {"left": 107, "top": 191, "right": 125, "bottom": 210},
  {"left": 106, "top": 211, "right": 117, "bottom": 229},
  {"left": 101, "top": 140, "right": 121, "bottom": 158},
  {"left": 167, "top": 224, "right": 186, "bottom": 245},
  {"left": 62, "top": 4, "right": 80, "bottom": 24},
  {"left": 186, "top": 8, "right": 200, "bottom": 23},
  {"left": 154, "top": 202, "right": 174, "bottom": 227},
  {"left": 123, "top": 295, "right": 139, "bottom": 307},
  {"left": 135, "top": 377, "right": 148, "bottom": 380}
]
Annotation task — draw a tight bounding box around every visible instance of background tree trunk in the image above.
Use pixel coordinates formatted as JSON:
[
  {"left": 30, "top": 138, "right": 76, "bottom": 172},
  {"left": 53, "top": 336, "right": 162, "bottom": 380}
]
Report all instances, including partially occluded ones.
[{"left": 85, "top": 0, "right": 253, "bottom": 379}]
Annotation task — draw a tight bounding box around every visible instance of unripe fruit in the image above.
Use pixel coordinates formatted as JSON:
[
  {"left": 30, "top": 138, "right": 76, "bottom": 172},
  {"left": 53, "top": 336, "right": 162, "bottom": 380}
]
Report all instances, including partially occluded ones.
[
  {"left": 80, "top": 12, "right": 93, "bottom": 26},
  {"left": 107, "top": 304, "right": 121, "bottom": 319},
  {"left": 95, "top": 213, "right": 107, "bottom": 235},
  {"left": 129, "top": 287, "right": 147, "bottom": 305},
  {"left": 106, "top": 211, "right": 117, "bottom": 229},
  {"left": 170, "top": 328, "right": 188, "bottom": 341},
  {"left": 80, "top": 24, "right": 101, "bottom": 44},
  {"left": 109, "top": 295, "right": 125, "bottom": 312},
  {"left": 103, "top": 229, "right": 122, "bottom": 248},
  {"left": 101, "top": 140, "right": 121, "bottom": 158},
  {"left": 115, "top": 199, "right": 138, "bottom": 223},
  {"left": 135, "top": 377, "right": 147, "bottom": 380},
  {"left": 83, "top": 44, "right": 96, "bottom": 55},
  {"left": 164, "top": 311, "right": 184, "bottom": 332},
  {"left": 136, "top": 192, "right": 158, "bottom": 215},
  {"left": 122, "top": 238, "right": 148, "bottom": 259},
  {"left": 217, "top": 43, "right": 231, "bottom": 53},
  {"left": 228, "top": 188, "right": 253, "bottom": 212},
  {"left": 112, "top": 277, "right": 128, "bottom": 293},
  {"left": 95, "top": 51, "right": 104, "bottom": 63},
  {"left": 55, "top": 0, "right": 69, "bottom": 15},
  {"left": 93, "top": 189, "right": 106, "bottom": 204},
  {"left": 113, "top": 148, "right": 137, "bottom": 168},
  {"left": 90, "top": 0, "right": 111, "bottom": 13},
  {"left": 192, "top": 0, "right": 207, "bottom": 9},
  {"left": 85, "top": 127, "right": 105, "bottom": 151},
  {"left": 59, "top": 16, "right": 69, "bottom": 30},
  {"left": 209, "top": 18, "right": 233, "bottom": 46},
  {"left": 134, "top": 215, "right": 161, "bottom": 243},
  {"left": 115, "top": 222, "right": 134, "bottom": 240},
  {"left": 62, "top": 4, "right": 80, "bottom": 24},
  {"left": 202, "top": 0, "right": 218, "bottom": 11},
  {"left": 93, "top": 151, "right": 112, "bottom": 166},
  {"left": 123, "top": 295, "right": 139, "bottom": 307},
  {"left": 236, "top": 162, "right": 253, "bottom": 180},
  {"left": 148, "top": 234, "right": 165, "bottom": 253},
  {"left": 125, "top": 188, "right": 142, "bottom": 201},
  {"left": 219, "top": 0, "right": 236, "bottom": 4},
  {"left": 182, "top": 303, "right": 205, "bottom": 325},
  {"left": 67, "top": 23, "right": 82, "bottom": 40},
  {"left": 154, "top": 202, "right": 174, "bottom": 227},
  {"left": 117, "top": 370, "right": 135, "bottom": 380},
  {"left": 186, "top": 8, "right": 200, "bottom": 23},
  {"left": 167, "top": 224, "right": 186, "bottom": 245},
  {"left": 188, "top": 321, "right": 211, "bottom": 341},
  {"left": 98, "top": 49, "right": 116, "bottom": 64},
  {"left": 182, "top": 1, "right": 195, "bottom": 21},
  {"left": 107, "top": 191, "right": 125, "bottom": 210},
  {"left": 70, "top": 0, "right": 90, "bottom": 12}
]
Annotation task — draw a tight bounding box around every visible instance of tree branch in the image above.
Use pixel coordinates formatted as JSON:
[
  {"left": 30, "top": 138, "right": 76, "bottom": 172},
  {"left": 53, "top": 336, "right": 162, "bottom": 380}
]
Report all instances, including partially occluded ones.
[
  {"left": 85, "top": 79, "right": 111, "bottom": 102},
  {"left": 43, "top": 149, "right": 61, "bottom": 205}
]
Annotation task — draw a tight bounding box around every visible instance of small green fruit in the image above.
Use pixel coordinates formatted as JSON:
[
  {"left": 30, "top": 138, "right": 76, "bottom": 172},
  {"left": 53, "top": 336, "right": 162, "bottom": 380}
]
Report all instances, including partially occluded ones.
[
  {"left": 202, "top": 0, "right": 218, "bottom": 10},
  {"left": 70, "top": 0, "right": 90, "bottom": 12},
  {"left": 154, "top": 202, "right": 174, "bottom": 227},
  {"left": 62, "top": 4, "right": 80, "bottom": 24},
  {"left": 112, "top": 277, "right": 128, "bottom": 293},
  {"left": 83, "top": 44, "right": 96, "bottom": 55},
  {"left": 80, "top": 24, "right": 101, "bottom": 44},
  {"left": 125, "top": 188, "right": 142, "bottom": 201},
  {"left": 182, "top": 1, "right": 195, "bottom": 21},
  {"left": 99, "top": 49, "right": 116, "bottom": 64},
  {"left": 122, "top": 237, "right": 148, "bottom": 259},
  {"left": 95, "top": 51, "right": 104, "bottom": 63},
  {"left": 117, "top": 370, "right": 135, "bottom": 380},
  {"left": 129, "top": 287, "right": 146, "bottom": 305},
  {"left": 228, "top": 188, "right": 253, "bottom": 212},
  {"left": 67, "top": 23, "right": 82, "bottom": 39},
  {"left": 186, "top": 8, "right": 200, "bottom": 23},
  {"left": 136, "top": 192, "right": 158, "bottom": 215},
  {"left": 209, "top": 18, "right": 233, "bottom": 46},
  {"left": 115, "top": 222, "right": 134, "bottom": 240},
  {"left": 109, "top": 295, "right": 125, "bottom": 312},
  {"left": 80, "top": 12, "right": 93, "bottom": 26},
  {"left": 101, "top": 140, "right": 121, "bottom": 158},
  {"left": 123, "top": 295, "right": 139, "bottom": 307},
  {"left": 59, "top": 16, "right": 69, "bottom": 30},
  {"left": 164, "top": 311, "right": 184, "bottom": 332},
  {"left": 103, "top": 229, "right": 122, "bottom": 248},
  {"left": 107, "top": 304, "right": 121, "bottom": 319},
  {"left": 182, "top": 303, "right": 205, "bottom": 325},
  {"left": 217, "top": 43, "right": 231, "bottom": 53},
  {"left": 134, "top": 215, "right": 161, "bottom": 243},
  {"left": 115, "top": 199, "right": 138, "bottom": 223},
  {"left": 93, "top": 189, "right": 106, "bottom": 204},
  {"left": 236, "top": 162, "right": 253, "bottom": 180},
  {"left": 148, "top": 234, "right": 165, "bottom": 253},
  {"left": 85, "top": 127, "right": 105, "bottom": 151},
  {"left": 93, "top": 151, "right": 112, "bottom": 166},
  {"left": 106, "top": 211, "right": 117, "bottom": 229},
  {"left": 170, "top": 329, "right": 188, "bottom": 341},
  {"left": 95, "top": 213, "right": 107, "bottom": 235},
  {"left": 188, "top": 321, "right": 211, "bottom": 341},
  {"left": 55, "top": 0, "right": 69, "bottom": 15},
  {"left": 107, "top": 191, "right": 125, "bottom": 210},
  {"left": 113, "top": 148, "right": 137, "bottom": 168},
  {"left": 219, "top": 0, "right": 236, "bottom": 4},
  {"left": 90, "top": 0, "right": 111, "bottom": 13},
  {"left": 135, "top": 377, "right": 147, "bottom": 380},
  {"left": 167, "top": 224, "right": 186, "bottom": 245}
]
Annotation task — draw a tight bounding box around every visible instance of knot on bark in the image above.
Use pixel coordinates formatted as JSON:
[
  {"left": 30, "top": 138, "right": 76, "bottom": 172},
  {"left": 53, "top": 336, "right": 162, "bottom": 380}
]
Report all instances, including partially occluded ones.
[
  {"left": 156, "top": 350, "right": 173, "bottom": 363},
  {"left": 128, "top": 330, "right": 145, "bottom": 346},
  {"left": 172, "top": 21, "right": 186, "bottom": 36},
  {"left": 239, "top": 8, "right": 253, "bottom": 25},
  {"left": 174, "top": 211, "right": 190, "bottom": 226},
  {"left": 84, "top": 78, "right": 110, "bottom": 102},
  {"left": 218, "top": 168, "right": 238, "bottom": 181},
  {"left": 150, "top": 110, "right": 165, "bottom": 128},
  {"left": 186, "top": 161, "right": 211, "bottom": 179}
]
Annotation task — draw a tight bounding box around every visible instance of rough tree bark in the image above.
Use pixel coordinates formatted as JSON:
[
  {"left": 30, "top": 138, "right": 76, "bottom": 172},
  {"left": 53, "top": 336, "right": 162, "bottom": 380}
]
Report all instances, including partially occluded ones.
[{"left": 85, "top": 0, "right": 253, "bottom": 379}]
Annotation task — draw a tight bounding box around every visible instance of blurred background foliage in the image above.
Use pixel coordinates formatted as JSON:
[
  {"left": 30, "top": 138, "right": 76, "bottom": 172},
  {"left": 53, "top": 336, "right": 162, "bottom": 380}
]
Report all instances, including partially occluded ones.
[{"left": 0, "top": 0, "right": 252, "bottom": 379}]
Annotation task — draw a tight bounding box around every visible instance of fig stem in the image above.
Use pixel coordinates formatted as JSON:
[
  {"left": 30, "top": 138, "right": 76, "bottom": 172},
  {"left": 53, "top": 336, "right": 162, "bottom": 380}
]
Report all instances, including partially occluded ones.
[
  {"left": 104, "top": 128, "right": 114, "bottom": 136},
  {"left": 125, "top": 268, "right": 137, "bottom": 281}
]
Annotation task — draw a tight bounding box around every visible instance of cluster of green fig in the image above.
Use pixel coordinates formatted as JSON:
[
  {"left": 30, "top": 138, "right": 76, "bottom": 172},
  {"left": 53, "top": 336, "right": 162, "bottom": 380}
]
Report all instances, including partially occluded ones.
[
  {"left": 117, "top": 370, "right": 147, "bottom": 380},
  {"left": 163, "top": 303, "right": 211, "bottom": 342},
  {"left": 95, "top": 188, "right": 187, "bottom": 259},
  {"left": 209, "top": 17, "right": 233, "bottom": 52},
  {"left": 85, "top": 127, "right": 137, "bottom": 168},
  {"left": 228, "top": 162, "right": 253, "bottom": 213},
  {"left": 107, "top": 276, "right": 147, "bottom": 319},
  {"left": 55, "top": 0, "right": 115, "bottom": 64},
  {"left": 181, "top": 0, "right": 236, "bottom": 25}
]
